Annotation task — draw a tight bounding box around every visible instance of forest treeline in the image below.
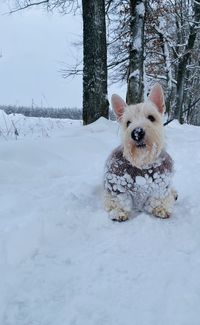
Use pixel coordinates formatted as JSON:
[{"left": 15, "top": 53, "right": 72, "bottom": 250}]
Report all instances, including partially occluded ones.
[
  {"left": 1, "top": 105, "right": 116, "bottom": 121},
  {"left": 1, "top": 105, "right": 82, "bottom": 120}
]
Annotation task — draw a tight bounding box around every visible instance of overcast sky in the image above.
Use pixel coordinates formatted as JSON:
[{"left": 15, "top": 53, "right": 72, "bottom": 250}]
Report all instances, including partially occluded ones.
[
  {"left": 0, "top": 2, "right": 83, "bottom": 108},
  {"left": 0, "top": 1, "right": 125, "bottom": 109}
]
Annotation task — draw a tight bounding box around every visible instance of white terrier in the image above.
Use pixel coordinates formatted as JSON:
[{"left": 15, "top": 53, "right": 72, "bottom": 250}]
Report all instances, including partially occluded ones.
[{"left": 104, "top": 83, "right": 177, "bottom": 221}]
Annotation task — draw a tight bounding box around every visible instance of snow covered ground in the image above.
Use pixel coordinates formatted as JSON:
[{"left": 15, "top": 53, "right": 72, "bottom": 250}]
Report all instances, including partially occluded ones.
[{"left": 1, "top": 110, "right": 200, "bottom": 325}]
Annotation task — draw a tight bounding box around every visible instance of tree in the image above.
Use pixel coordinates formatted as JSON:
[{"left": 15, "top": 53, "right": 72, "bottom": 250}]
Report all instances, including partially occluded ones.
[
  {"left": 174, "top": 0, "right": 200, "bottom": 122},
  {"left": 144, "top": 0, "right": 200, "bottom": 123},
  {"left": 82, "top": 0, "right": 109, "bottom": 124},
  {"left": 106, "top": 0, "right": 146, "bottom": 104},
  {"left": 144, "top": 2, "right": 174, "bottom": 115},
  {"left": 126, "top": 0, "right": 146, "bottom": 105},
  {"left": 10, "top": 0, "right": 109, "bottom": 125}
]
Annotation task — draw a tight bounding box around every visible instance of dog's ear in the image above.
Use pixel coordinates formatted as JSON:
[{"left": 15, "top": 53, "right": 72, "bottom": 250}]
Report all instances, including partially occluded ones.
[
  {"left": 111, "top": 94, "right": 126, "bottom": 120},
  {"left": 148, "top": 83, "right": 166, "bottom": 114}
]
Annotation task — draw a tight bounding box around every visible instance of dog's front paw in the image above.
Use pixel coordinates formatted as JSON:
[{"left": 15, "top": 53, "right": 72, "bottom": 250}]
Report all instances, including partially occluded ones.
[
  {"left": 104, "top": 192, "right": 130, "bottom": 222},
  {"left": 109, "top": 210, "right": 129, "bottom": 222},
  {"left": 152, "top": 206, "right": 171, "bottom": 219},
  {"left": 112, "top": 214, "right": 129, "bottom": 222}
]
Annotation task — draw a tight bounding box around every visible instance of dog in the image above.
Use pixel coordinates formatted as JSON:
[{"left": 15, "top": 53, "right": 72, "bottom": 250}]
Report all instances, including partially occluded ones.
[{"left": 104, "top": 83, "right": 177, "bottom": 221}]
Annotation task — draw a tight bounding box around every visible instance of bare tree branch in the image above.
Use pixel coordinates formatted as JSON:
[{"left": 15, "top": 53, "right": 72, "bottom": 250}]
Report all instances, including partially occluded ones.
[
  {"left": 9, "top": 0, "right": 49, "bottom": 13},
  {"left": 60, "top": 59, "right": 83, "bottom": 78}
]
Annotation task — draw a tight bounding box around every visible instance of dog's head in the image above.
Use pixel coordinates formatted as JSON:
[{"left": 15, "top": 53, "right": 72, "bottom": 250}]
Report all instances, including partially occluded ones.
[{"left": 111, "top": 83, "right": 165, "bottom": 168}]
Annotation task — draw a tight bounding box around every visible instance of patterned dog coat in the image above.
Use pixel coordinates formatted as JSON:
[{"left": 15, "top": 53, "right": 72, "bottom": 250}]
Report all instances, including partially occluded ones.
[{"left": 104, "top": 146, "right": 174, "bottom": 212}]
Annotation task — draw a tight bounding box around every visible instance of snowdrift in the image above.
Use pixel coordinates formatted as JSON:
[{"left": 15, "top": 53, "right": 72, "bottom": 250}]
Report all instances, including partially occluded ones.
[{"left": 1, "top": 114, "right": 200, "bottom": 325}]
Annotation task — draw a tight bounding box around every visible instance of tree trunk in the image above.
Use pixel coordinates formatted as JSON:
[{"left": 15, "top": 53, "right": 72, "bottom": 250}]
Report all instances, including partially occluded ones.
[
  {"left": 174, "top": 0, "right": 200, "bottom": 123},
  {"left": 155, "top": 26, "right": 173, "bottom": 115},
  {"left": 126, "top": 0, "right": 146, "bottom": 105},
  {"left": 82, "top": 0, "right": 109, "bottom": 125}
]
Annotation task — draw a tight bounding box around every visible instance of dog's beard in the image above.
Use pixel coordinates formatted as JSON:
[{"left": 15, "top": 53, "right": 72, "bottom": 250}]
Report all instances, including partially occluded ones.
[{"left": 123, "top": 137, "right": 162, "bottom": 169}]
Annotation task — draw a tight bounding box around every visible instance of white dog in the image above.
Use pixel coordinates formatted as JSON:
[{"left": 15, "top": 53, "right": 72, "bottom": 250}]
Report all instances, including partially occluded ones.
[{"left": 104, "top": 83, "right": 177, "bottom": 221}]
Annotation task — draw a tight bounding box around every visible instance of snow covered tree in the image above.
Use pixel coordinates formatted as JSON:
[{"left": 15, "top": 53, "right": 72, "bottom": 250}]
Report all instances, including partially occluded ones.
[
  {"left": 106, "top": 0, "right": 130, "bottom": 83},
  {"left": 174, "top": 0, "right": 200, "bottom": 123},
  {"left": 144, "top": 0, "right": 200, "bottom": 123},
  {"left": 126, "top": 0, "right": 146, "bottom": 105},
  {"left": 144, "top": 2, "right": 174, "bottom": 114},
  {"left": 107, "top": 0, "right": 146, "bottom": 104}
]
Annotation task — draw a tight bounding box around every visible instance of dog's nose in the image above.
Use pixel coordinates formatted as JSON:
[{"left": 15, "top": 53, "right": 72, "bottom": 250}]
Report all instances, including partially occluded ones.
[{"left": 131, "top": 127, "right": 145, "bottom": 142}]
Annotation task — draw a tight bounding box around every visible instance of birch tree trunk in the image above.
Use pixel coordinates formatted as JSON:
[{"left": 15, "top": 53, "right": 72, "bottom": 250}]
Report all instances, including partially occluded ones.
[
  {"left": 126, "top": 0, "right": 146, "bottom": 105},
  {"left": 155, "top": 25, "right": 173, "bottom": 115},
  {"left": 82, "top": 0, "right": 109, "bottom": 125}
]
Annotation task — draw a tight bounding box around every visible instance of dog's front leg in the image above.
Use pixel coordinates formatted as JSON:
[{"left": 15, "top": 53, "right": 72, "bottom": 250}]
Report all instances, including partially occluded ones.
[
  {"left": 104, "top": 192, "right": 133, "bottom": 222},
  {"left": 146, "top": 189, "right": 177, "bottom": 219}
]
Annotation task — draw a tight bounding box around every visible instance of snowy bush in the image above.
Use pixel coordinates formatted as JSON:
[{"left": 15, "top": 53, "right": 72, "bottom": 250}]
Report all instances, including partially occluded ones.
[{"left": 0, "top": 110, "right": 81, "bottom": 139}]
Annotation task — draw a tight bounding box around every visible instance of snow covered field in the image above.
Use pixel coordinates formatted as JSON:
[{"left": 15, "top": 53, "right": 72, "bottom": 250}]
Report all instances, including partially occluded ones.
[{"left": 1, "top": 110, "right": 200, "bottom": 325}]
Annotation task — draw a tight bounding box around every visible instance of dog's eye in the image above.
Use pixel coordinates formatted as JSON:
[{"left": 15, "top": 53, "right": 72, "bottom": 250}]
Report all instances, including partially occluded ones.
[
  {"left": 126, "top": 121, "right": 131, "bottom": 127},
  {"left": 148, "top": 115, "right": 155, "bottom": 122}
]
